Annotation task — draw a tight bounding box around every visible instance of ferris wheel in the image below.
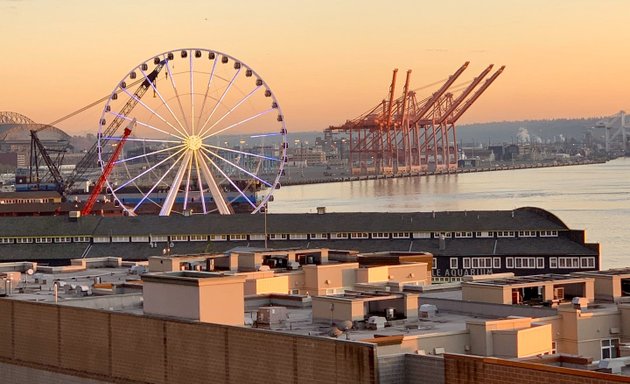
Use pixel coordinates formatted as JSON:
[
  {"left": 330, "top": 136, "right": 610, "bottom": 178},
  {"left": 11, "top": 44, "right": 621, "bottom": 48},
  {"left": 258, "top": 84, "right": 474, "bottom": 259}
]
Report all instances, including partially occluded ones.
[{"left": 97, "top": 48, "right": 287, "bottom": 216}]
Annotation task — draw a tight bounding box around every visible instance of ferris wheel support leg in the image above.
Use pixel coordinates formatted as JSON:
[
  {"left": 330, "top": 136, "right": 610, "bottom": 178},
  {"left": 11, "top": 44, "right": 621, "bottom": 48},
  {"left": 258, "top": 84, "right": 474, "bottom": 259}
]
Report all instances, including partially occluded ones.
[
  {"left": 160, "top": 151, "right": 192, "bottom": 216},
  {"left": 198, "top": 154, "right": 234, "bottom": 215}
]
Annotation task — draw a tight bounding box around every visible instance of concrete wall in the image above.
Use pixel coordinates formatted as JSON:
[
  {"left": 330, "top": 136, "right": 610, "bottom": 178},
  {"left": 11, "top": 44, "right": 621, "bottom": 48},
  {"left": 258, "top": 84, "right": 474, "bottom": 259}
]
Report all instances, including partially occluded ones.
[
  {"left": 357, "top": 266, "right": 388, "bottom": 283},
  {"left": 492, "top": 324, "right": 552, "bottom": 358},
  {"left": 557, "top": 305, "right": 580, "bottom": 355},
  {"left": 358, "top": 264, "right": 428, "bottom": 286},
  {"left": 143, "top": 280, "right": 201, "bottom": 320},
  {"left": 462, "top": 284, "right": 509, "bottom": 304},
  {"left": 443, "top": 353, "right": 628, "bottom": 384},
  {"left": 246, "top": 275, "right": 290, "bottom": 295},
  {"left": 303, "top": 263, "right": 359, "bottom": 295},
  {"left": 198, "top": 278, "right": 245, "bottom": 325},
  {"left": 148, "top": 256, "right": 178, "bottom": 272},
  {"left": 419, "top": 297, "right": 557, "bottom": 318},
  {"left": 556, "top": 304, "right": 622, "bottom": 361},
  {"left": 60, "top": 293, "right": 142, "bottom": 310},
  {"left": 468, "top": 317, "right": 535, "bottom": 357},
  {"left": 312, "top": 296, "right": 364, "bottom": 323},
  {"left": 620, "top": 304, "right": 630, "bottom": 340},
  {"left": 591, "top": 275, "right": 620, "bottom": 302},
  {"left": 412, "top": 332, "right": 469, "bottom": 356},
  {"left": 0, "top": 299, "right": 377, "bottom": 384},
  {"left": 576, "top": 309, "right": 621, "bottom": 360},
  {"left": 386, "top": 263, "right": 429, "bottom": 285}
]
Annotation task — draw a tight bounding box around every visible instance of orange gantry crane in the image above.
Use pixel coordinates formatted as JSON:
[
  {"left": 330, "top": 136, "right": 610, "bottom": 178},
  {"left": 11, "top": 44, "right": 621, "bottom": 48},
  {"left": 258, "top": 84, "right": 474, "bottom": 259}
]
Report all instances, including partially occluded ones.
[
  {"left": 81, "top": 119, "right": 136, "bottom": 215},
  {"left": 328, "top": 62, "right": 505, "bottom": 175}
]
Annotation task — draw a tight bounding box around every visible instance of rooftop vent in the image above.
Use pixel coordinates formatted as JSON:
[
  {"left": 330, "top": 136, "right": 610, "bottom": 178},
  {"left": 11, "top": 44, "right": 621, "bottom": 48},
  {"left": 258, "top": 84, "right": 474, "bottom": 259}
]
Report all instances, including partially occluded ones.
[
  {"left": 69, "top": 211, "right": 81, "bottom": 221},
  {"left": 316, "top": 206, "right": 326, "bottom": 215},
  {"left": 572, "top": 297, "right": 588, "bottom": 310}
]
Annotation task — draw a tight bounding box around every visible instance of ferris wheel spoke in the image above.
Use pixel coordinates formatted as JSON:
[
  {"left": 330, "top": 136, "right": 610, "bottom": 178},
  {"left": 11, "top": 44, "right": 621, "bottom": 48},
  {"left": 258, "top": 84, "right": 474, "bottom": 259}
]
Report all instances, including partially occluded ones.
[
  {"left": 114, "top": 144, "right": 185, "bottom": 165},
  {"left": 134, "top": 151, "right": 187, "bottom": 214},
  {"left": 190, "top": 53, "right": 195, "bottom": 135},
  {"left": 198, "top": 67, "right": 242, "bottom": 137},
  {"left": 200, "top": 151, "right": 257, "bottom": 209},
  {"left": 196, "top": 55, "right": 219, "bottom": 130},
  {"left": 197, "top": 150, "right": 232, "bottom": 215},
  {"left": 193, "top": 151, "right": 208, "bottom": 214},
  {"left": 164, "top": 60, "right": 190, "bottom": 134},
  {"left": 108, "top": 112, "right": 185, "bottom": 140},
  {"left": 104, "top": 137, "right": 183, "bottom": 144},
  {"left": 250, "top": 132, "right": 283, "bottom": 138},
  {"left": 113, "top": 147, "right": 186, "bottom": 193},
  {"left": 201, "top": 147, "right": 272, "bottom": 187},
  {"left": 160, "top": 150, "right": 193, "bottom": 216},
  {"left": 202, "top": 143, "right": 281, "bottom": 162},
  {"left": 202, "top": 108, "right": 275, "bottom": 140},
  {"left": 197, "top": 85, "right": 261, "bottom": 138},
  {"left": 182, "top": 154, "right": 194, "bottom": 210},
  {"left": 139, "top": 66, "right": 187, "bottom": 135},
  {"left": 120, "top": 87, "right": 188, "bottom": 139}
]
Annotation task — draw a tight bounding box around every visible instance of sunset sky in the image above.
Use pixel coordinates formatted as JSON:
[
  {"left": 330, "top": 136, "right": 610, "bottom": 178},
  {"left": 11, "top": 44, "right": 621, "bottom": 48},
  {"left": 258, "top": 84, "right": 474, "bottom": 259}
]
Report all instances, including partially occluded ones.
[{"left": 1, "top": 0, "right": 629, "bottom": 135}]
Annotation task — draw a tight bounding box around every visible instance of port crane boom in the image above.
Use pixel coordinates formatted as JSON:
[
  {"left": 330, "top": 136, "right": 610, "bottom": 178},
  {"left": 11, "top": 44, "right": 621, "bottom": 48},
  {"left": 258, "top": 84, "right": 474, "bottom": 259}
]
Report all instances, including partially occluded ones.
[
  {"left": 448, "top": 66, "right": 505, "bottom": 124},
  {"left": 28, "top": 60, "right": 166, "bottom": 196}
]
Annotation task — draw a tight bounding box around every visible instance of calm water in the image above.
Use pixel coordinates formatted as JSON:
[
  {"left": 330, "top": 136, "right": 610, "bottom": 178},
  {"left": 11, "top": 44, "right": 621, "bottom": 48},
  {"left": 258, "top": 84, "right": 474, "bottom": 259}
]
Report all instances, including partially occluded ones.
[{"left": 269, "top": 157, "right": 630, "bottom": 269}]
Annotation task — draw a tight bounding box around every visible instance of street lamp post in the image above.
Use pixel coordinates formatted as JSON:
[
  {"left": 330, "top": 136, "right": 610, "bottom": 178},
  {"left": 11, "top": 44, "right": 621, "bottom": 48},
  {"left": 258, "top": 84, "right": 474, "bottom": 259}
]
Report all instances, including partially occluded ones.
[{"left": 264, "top": 202, "right": 268, "bottom": 249}]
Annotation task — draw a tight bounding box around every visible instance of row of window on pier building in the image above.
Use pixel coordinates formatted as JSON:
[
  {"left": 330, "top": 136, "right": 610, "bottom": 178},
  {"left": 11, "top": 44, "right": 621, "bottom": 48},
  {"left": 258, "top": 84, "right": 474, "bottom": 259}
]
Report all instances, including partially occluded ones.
[
  {"left": 440, "top": 255, "right": 596, "bottom": 271},
  {"left": 0, "top": 230, "right": 559, "bottom": 245}
]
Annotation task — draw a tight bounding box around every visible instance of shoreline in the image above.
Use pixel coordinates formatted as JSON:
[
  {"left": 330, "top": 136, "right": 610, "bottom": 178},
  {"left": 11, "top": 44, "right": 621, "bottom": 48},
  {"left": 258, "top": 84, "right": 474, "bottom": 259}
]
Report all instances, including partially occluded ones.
[{"left": 280, "top": 159, "right": 608, "bottom": 186}]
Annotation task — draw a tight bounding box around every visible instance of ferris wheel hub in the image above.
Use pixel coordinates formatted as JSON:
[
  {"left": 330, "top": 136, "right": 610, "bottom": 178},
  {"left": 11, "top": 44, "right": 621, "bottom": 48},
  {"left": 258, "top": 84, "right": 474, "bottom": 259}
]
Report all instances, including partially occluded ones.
[{"left": 184, "top": 135, "right": 203, "bottom": 151}]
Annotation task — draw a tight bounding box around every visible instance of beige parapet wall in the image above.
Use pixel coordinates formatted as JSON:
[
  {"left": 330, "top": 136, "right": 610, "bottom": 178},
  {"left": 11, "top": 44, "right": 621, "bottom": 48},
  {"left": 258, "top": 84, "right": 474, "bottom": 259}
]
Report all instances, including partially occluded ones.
[{"left": 0, "top": 299, "right": 377, "bottom": 384}]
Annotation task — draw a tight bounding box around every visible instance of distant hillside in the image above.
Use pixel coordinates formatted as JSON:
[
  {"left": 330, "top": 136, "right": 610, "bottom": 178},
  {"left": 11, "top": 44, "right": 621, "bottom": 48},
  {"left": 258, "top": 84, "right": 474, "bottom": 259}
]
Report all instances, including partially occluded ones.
[{"left": 458, "top": 117, "right": 604, "bottom": 144}]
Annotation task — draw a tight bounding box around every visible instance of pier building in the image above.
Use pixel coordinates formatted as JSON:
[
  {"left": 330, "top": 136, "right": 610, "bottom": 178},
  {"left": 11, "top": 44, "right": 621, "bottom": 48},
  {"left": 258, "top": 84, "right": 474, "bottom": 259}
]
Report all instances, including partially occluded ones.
[{"left": 0, "top": 207, "right": 600, "bottom": 279}]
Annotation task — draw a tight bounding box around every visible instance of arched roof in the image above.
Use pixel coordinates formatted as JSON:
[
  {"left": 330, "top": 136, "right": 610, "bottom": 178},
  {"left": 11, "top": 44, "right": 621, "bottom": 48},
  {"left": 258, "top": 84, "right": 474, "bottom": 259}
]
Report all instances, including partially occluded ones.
[
  {"left": 0, "top": 124, "right": 71, "bottom": 142},
  {"left": 0, "top": 111, "right": 35, "bottom": 125},
  {"left": 514, "top": 207, "right": 569, "bottom": 229},
  {"left": 0, "top": 112, "right": 71, "bottom": 142}
]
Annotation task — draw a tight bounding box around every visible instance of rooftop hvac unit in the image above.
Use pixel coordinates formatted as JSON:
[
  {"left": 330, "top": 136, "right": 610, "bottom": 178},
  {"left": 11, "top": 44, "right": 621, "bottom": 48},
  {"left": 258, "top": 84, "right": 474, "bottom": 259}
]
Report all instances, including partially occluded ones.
[
  {"left": 419, "top": 304, "right": 438, "bottom": 318},
  {"left": 366, "top": 316, "right": 386, "bottom": 330},
  {"left": 256, "top": 306, "right": 288, "bottom": 325}
]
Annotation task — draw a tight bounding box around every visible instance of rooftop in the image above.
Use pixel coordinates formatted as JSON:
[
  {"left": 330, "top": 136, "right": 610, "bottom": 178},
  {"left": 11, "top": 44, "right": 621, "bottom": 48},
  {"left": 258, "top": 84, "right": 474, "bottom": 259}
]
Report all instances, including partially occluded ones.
[
  {"left": 464, "top": 273, "right": 593, "bottom": 287},
  {"left": 0, "top": 207, "right": 570, "bottom": 238}
]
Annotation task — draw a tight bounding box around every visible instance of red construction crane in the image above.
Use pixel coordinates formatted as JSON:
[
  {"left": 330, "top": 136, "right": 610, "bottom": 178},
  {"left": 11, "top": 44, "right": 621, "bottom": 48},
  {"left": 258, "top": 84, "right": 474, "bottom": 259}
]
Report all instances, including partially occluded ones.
[{"left": 81, "top": 119, "right": 136, "bottom": 216}]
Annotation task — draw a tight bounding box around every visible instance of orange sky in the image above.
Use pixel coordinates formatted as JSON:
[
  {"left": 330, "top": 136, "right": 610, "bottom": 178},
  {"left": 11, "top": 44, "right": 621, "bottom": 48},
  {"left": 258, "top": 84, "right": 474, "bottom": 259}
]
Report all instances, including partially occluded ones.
[{"left": 1, "top": 0, "right": 629, "bottom": 134}]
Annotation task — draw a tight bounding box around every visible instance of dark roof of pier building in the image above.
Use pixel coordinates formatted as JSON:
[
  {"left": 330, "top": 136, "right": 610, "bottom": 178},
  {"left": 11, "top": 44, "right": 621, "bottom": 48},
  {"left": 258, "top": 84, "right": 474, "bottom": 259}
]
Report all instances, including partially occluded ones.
[{"left": 0, "top": 207, "right": 568, "bottom": 238}]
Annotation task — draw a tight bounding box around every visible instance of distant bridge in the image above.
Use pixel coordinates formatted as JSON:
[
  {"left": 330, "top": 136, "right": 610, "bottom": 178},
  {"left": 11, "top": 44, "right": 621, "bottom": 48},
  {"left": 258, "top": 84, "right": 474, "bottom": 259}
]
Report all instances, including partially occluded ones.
[{"left": 596, "top": 111, "right": 630, "bottom": 153}]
